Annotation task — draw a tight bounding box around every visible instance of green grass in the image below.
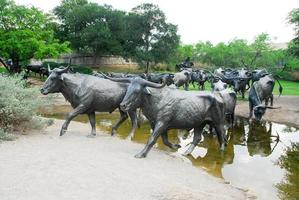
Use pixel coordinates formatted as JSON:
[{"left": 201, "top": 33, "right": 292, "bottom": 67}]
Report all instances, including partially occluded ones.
[
  {"left": 0, "top": 67, "right": 8, "bottom": 73},
  {"left": 274, "top": 80, "right": 299, "bottom": 96},
  {"left": 187, "top": 80, "right": 299, "bottom": 96}
]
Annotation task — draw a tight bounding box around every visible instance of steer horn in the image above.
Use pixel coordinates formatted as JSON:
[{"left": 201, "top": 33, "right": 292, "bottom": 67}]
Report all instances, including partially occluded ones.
[
  {"left": 141, "top": 78, "right": 166, "bottom": 88},
  {"left": 265, "top": 106, "right": 281, "bottom": 109},
  {"left": 56, "top": 66, "right": 71, "bottom": 74},
  {"left": 47, "top": 64, "right": 52, "bottom": 73},
  {"left": 100, "top": 72, "right": 131, "bottom": 83}
]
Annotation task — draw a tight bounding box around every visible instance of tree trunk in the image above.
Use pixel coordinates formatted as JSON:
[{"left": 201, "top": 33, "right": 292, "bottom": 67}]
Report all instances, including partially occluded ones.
[
  {"left": 11, "top": 58, "right": 21, "bottom": 73},
  {"left": 0, "top": 58, "right": 11, "bottom": 73},
  {"left": 145, "top": 61, "right": 150, "bottom": 74}
]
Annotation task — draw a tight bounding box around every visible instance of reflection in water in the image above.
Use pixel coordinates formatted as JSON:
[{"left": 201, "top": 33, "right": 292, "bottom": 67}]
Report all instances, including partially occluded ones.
[
  {"left": 247, "top": 120, "right": 273, "bottom": 157},
  {"left": 186, "top": 131, "right": 235, "bottom": 178},
  {"left": 276, "top": 142, "right": 299, "bottom": 200},
  {"left": 42, "top": 106, "right": 299, "bottom": 200}
]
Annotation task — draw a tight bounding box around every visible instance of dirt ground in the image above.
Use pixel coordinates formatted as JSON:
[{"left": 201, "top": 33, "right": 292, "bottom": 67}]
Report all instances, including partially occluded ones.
[{"left": 0, "top": 119, "right": 254, "bottom": 200}]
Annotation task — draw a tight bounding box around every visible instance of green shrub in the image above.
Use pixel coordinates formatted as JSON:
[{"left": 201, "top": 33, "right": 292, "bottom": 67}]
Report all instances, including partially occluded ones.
[
  {"left": 42, "top": 61, "right": 93, "bottom": 74},
  {"left": 0, "top": 73, "right": 51, "bottom": 139}
]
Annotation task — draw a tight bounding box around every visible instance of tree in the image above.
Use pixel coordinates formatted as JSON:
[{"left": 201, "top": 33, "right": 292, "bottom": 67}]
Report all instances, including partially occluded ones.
[
  {"left": 54, "top": 0, "right": 127, "bottom": 62},
  {"left": 287, "top": 8, "right": 299, "bottom": 57},
  {"left": 0, "top": 0, "right": 70, "bottom": 73},
  {"left": 276, "top": 142, "right": 299, "bottom": 200},
  {"left": 127, "top": 3, "right": 180, "bottom": 73}
]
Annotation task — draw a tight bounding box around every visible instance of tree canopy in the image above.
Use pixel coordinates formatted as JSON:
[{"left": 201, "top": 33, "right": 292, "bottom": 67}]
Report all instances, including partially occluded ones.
[
  {"left": 53, "top": 1, "right": 180, "bottom": 72},
  {"left": 126, "top": 3, "right": 180, "bottom": 72},
  {"left": 0, "top": 0, "right": 70, "bottom": 73},
  {"left": 54, "top": 0, "right": 127, "bottom": 58},
  {"left": 287, "top": 8, "right": 299, "bottom": 57},
  {"left": 169, "top": 33, "right": 299, "bottom": 74}
]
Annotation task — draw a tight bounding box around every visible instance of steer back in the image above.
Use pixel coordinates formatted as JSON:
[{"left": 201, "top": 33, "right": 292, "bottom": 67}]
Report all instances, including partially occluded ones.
[{"left": 41, "top": 67, "right": 128, "bottom": 113}]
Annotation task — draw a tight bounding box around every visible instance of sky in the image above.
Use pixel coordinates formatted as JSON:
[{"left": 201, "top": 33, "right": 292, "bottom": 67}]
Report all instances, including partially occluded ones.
[{"left": 15, "top": 0, "right": 299, "bottom": 44}]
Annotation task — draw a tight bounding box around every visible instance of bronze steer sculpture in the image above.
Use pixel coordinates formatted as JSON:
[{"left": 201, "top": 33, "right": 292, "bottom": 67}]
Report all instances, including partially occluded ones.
[
  {"left": 40, "top": 66, "right": 138, "bottom": 138},
  {"left": 190, "top": 69, "right": 208, "bottom": 90},
  {"left": 107, "top": 76, "right": 227, "bottom": 158},
  {"left": 249, "top": 74, "right": 282, "bottom": 120}
]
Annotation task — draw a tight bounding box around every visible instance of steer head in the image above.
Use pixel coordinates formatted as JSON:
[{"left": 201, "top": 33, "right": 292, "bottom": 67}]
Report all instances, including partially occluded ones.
[
  {"left": 40, "top": 65, "right": 70, "bottom": 95},
  {"left": 253, "top": 104, "right": 280, "bottom": 121},
  {"left": 105, "top": 76, "right": 166, "bottom": 112}
]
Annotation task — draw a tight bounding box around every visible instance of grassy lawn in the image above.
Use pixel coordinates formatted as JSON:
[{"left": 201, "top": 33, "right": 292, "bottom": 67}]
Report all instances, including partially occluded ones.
[
  {"left": 187, "top": 79, "right": 299, "bottom": 96},
  {"left": 0, "top": 67, "right": 8, "bottom": 73}
]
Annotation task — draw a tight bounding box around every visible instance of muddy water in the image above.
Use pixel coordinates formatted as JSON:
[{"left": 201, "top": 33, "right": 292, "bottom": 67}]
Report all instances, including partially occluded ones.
[{"left": 42, "top": 105, "right": 299, "bottom": 200}]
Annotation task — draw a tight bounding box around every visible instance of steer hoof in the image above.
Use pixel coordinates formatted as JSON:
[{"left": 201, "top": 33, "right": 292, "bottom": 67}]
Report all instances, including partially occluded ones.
[
  {"left": 182, "top": 150, "right": 191, "bottom": 156},
  {"left": 60, "top": 129, "right": 66, "bottom": 136},
  {"left": 171, "top": 144, "right": 181, "bottom": 149},
  {"left": 134, "top": 152, "right": 146, "bottom": 159},
  {"left": 87, "top": 134, "right": 96, "bottom": 138},
  {"left": 111, "top": 129, "right": 117, "bottom": 136},
  {"left": 220, "top": 143, "right": 225, "bottom": 151}
]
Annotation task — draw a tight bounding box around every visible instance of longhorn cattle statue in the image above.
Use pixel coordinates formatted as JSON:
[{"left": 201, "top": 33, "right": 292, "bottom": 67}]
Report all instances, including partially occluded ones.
[
  {"left": 249, "top": 74, "right": 282, "bottom": 120},
  {"left": 40, "top": 66, "right": 138, "bottom": 138},
  {"left": 106, "top": 76, "right": 227, "bottom": 158}
]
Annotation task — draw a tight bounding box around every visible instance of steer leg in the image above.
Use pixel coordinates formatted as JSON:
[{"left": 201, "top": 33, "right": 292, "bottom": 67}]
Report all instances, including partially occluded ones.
[
  {"left": 184, "top": 83, "right": 189, "bottom": 91},
  {"left": 265, "top": 98, "right": 269, "bottom": 106},
  {"left": 135, "top": 122, "right": 165, "bottom": 158},
  {"left": 183, "top": 124, "right": 205, "bottom": 156},
  {"left": 270, "top": 94, "right": 274, "bottom": 106},
  {"left": 111, "top": 109, "right": 128, "bottom": 136},
  {"left": 249, "top": 101, "right": 253, "bottom": 119},
  {"left": 60, "top": 104, "right": 87, "bottom": 136},
  {"left": 214, "top": 124, "right": 226, "bottom": 151},
  {"left": 161, "top": 131, "right": 181, "bottom": 150},
  {"left": 87, "top": 112, "right": 96, "bottom": 137},
  {"left": 241, "top": 88, "right": 245, "bottom": 99},
  {"left": 127, "top": 110, "right": 138, "bottom": 139}
]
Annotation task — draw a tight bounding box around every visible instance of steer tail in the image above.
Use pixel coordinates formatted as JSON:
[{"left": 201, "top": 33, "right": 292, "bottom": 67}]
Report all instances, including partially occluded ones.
[{"left": 276, "top": 78, "right": 283, "bottom": 97}]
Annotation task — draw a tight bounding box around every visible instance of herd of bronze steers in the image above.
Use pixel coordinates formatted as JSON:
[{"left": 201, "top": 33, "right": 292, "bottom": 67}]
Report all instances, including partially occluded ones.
[{"left": 38, "top": 58, "right": 283, "bottom": 158}]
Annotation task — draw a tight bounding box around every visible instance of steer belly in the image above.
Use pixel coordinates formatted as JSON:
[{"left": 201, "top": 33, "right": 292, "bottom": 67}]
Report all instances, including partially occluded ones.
[{"left": 164, "top": 96, "right": 213, "bottom": 129}]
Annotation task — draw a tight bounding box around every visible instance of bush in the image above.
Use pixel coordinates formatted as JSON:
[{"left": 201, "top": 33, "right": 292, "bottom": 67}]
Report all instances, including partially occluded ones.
[
  {"left": 0, "top": 73, "right": 51, "bottom": 140},
  {"left": 42, "top": 61, "right": 93, "bottom": 74}
]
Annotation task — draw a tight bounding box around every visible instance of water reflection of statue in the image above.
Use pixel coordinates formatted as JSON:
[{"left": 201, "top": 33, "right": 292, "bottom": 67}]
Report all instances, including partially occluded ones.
[
  {"left": 187, "top": 130, "right": 235, "bottom": 178},
  {"left": 232, "top": 117, "right": 247, "bottom": 145},
  {"left": 247, "top": 121, "right": 272, "bottom": 157}
]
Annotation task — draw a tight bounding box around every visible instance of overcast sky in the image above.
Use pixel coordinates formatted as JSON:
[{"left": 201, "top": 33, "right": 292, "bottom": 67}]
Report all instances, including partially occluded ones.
[{"left": 15, "top": 0, "right": 299, "bottom": 44}]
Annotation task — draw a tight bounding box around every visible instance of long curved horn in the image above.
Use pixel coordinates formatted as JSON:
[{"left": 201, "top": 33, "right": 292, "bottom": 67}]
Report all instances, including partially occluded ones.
[
  {"left": 47, "top": 64, "right": 52, "bottom": 73},
  {"left": 141, "top": 79, "right": 166, "bottom": 88},
  {"left": 265, "top": 106, "right": 281, "bottom": 109},
  {"left": 56, "top": 66, "right": 70, "bottom": 74},
  {"left": 100, "top": 72, "right": 131, "bottom": 83}
]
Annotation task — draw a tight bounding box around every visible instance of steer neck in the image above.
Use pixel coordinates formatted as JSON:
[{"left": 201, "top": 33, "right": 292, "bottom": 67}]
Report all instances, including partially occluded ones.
[
  {"left": 59, "top": 74, "right": 82, "bottom": 106},
  {"left": 251, "top": 84, "right": 262, "bottom": 107}
]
